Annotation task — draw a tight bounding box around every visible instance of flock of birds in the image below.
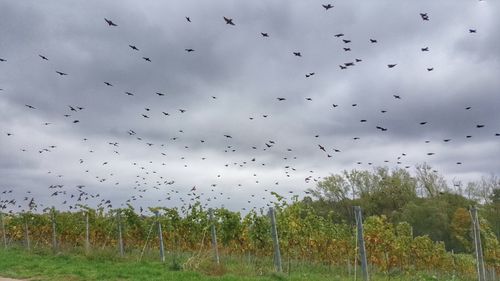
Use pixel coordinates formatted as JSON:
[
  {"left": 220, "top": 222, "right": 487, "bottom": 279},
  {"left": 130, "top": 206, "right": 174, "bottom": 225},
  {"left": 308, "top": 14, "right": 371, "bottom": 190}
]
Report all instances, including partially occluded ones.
[{"left": 1, "top": 2, "right": 498, "bottom": 215}]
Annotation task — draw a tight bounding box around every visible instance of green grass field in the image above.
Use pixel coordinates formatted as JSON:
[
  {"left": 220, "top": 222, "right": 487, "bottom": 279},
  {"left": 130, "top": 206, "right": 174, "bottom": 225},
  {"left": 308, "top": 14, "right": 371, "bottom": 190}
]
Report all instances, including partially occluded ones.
[{"left": 0, "top": 248, "right": 464, "bottom": 281}]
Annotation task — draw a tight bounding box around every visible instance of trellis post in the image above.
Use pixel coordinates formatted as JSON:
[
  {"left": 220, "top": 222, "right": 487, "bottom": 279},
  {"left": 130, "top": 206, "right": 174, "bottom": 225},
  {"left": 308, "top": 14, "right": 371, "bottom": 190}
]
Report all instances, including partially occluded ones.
[
  {"left": 354, "top": 206, "right": 369, "bottom": 281},
  {"left": 269, "top": 207, "right": 282, "bottom": 272}
]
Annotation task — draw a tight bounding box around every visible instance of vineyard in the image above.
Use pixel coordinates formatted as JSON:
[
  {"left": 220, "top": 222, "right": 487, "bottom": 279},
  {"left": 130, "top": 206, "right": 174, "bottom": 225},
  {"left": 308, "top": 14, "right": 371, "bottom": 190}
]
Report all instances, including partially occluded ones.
[{"left": 1, "top": 198, "right": 499, "bottom": 280}]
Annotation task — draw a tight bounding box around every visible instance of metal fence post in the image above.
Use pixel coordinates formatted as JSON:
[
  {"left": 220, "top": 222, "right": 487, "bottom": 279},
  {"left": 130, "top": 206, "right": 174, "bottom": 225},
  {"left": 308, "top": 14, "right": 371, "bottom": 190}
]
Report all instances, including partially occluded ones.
[
  {"left": 24, "top": 219, "right": 30, "bottom": 251},
  {"left": 354, "top": 206, "right": 369, "bottom": 281},
  {"left": 209, "top": 208, "right": 220, "bottom": 264},
  {"left": 269, "top": 207, "right": 282, "bottom": 272},
  {"left": 0, "top": 212, "right": 6, "bottom": 249},
  {"left": 155, "top": 211, "right": 165, "bottom": 262},
  {"left": 85, "top": 211, "right": 90, "bottom": 253},
  {"left": 51, "top": 207, "right": 57, "bottom": 252},
  {"left": 117, "top": 211, "right": 124, "bottom": 257},
  {"left": 470, "top": 206, "right": 486, "bottom": 281}
]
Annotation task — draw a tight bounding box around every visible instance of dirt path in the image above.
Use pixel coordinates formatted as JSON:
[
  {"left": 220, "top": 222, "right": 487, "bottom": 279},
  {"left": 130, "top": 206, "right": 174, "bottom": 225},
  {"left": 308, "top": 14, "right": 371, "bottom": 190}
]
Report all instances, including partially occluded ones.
[{"left": 0, "top": 278, "right": 26, "bottom": 281}]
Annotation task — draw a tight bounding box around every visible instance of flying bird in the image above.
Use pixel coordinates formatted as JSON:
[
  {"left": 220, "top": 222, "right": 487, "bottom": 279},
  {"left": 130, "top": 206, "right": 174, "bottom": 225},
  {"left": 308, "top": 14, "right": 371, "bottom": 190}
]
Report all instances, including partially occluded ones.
[
  {"left": 39, "top": 55, "right": 48, "bottom": 60},
  {"left": 129, "top": 45, "right": 139, "bottom": 51},
  {"left": 261, "top": 32, "right": 269, "bottom": 37},
  {"left": 322, "top": 4, "right": 333, "bottom": 10},
  {"left": 56, "top": 71, "right": 68, "bottom": 76},
  {"left": 104, "top": 18, "right": 118, "bottom": 26},
  {"left": 186, "top": 17, "right": 191, "bottom": 22},
  {"left": 223, "top": 17, "right": 235, "bottom": 25}
]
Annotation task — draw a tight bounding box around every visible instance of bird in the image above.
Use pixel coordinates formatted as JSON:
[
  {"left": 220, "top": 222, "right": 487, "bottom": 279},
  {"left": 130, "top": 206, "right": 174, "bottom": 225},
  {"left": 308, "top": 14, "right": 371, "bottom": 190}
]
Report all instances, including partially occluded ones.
[
  {"left": 293, "top": 52, "right": 302, "bottom": 57},
  {"left": 334, "top": 33, "right": 344, "bottom": 37},
  {"left": 387, "top": 64, "right": 397, "bottom": 68},
  {"left": 322, "top": 4, "right": 333, "bottom": 10},
  {"left": 25, "top": 104, "right": 36, "bottom": 109},
  {"left": 420, "top": 13, "right": 429, "bottom": 21},
  {"left": 104, "top": 18, "right": 118, "bottom": 26},
  {"left": 421, "top": 47, "right": 429, "bottom": 51},
  {"left": 104, "top": 82, "right": 113, "bottom": 86},
  {"left": 129, "top": 45, "right": 139, "bottom": 51},
  {"left": 185, "top": 48, "right": 195, "bottom": 52},
  {"left": 223, "top": 17, "right": 235, "bottom": 25},
  {"left": 142, "top": 57, "right": 151, "bottom": 62},
  {"left": 261, "top": 32, "right": 269, "bottom": 37},
  {"left": 370, "top": 39, "right": 378, "bottom": 43},
  {"left": 469, "top": 29, "right": 477, "bottom": 33},
  {"left": 393, "top": 95, "right": 401, "bottom": 99},
  {"left": 0, "top": 58, "right": 6, "bottom": 62},
  {"left": 427, "top": 67, "right": 434, "bottom": 71},
  {"left": 277, "top": 98, "right": 286, "bottom": 101},
  {"left": 39, "top": 55, "right": 49, "bottom": 60},
  {"left": 56, "top": 71, "right": 68, "bottom": 76},
  {"left": 186, "top": 17, "right": 191, "bottom": 22}
]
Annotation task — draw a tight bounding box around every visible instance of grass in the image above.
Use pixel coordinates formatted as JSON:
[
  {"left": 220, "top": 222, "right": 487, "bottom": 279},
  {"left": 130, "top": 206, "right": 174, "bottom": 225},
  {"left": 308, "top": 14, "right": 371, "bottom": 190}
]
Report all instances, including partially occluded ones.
[{"left": 0, "top": 247, "right": 466, "bottom": 281}]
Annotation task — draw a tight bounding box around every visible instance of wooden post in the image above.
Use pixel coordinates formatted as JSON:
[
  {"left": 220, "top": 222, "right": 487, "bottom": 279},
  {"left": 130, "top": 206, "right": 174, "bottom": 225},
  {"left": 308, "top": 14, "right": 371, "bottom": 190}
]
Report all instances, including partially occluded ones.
[
  {"left": 155, "top": 211, "right": 165, "bottom": 263},
  {"left": 354, "top": 206, "right": 369, "bottom": 281},
  {"left": 470, "top": 206, "right": 486, "bottom": 281},
  {"left": 117, "top": 211, "right": 124, "bottom": 257},
  {"left": 85, "top": 211, "right": 90, "bottom": 253},
  {"left": 209, "top": 209, "right": 220, "bottom": 264},
  {"left": 269, "top": 207, "right": 282, "bottom": 272},
  {"left": 0, "top": 212, "right": 6, "bottom": 249},
  {"left": 51, "top": 207, "right": 57, "bottom": 252},
  {"left": 24, "top": 219, "right": 30, "bottom": 251}
]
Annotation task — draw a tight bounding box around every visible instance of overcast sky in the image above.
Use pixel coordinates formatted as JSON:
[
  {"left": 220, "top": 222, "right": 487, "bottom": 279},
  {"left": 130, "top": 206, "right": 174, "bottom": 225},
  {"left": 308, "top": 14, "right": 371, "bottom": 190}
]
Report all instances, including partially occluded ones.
[{"left": 0, "top": 0, "right": 499, "bottom": 214}]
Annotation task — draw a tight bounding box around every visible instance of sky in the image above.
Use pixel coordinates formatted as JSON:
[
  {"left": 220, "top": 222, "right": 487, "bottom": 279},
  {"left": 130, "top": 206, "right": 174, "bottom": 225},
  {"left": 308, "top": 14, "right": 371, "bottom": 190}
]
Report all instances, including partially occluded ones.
[{"left": 0, "top": 0, "right": 499, "bottom": 214}]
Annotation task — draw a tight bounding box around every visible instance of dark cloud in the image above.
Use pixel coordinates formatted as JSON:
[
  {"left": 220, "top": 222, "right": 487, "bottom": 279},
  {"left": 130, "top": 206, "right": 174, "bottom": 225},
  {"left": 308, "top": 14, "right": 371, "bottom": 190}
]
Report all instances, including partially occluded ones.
[{"left": 0, "top": 0, "right": 499, "bottom": 213}]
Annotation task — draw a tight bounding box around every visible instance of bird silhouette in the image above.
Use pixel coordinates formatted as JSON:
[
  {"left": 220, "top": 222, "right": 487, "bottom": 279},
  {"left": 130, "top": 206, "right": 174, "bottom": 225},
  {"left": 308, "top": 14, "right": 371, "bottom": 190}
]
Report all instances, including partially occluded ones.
[
  {"left": 223, "top": 17, "right": 235, "bottom": 25},
  {"left": 104, "top": 18, "right": 118, "bottom": 26},
  {"left": 322, "top": 4, "right": 333, "bottom": 10}
]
